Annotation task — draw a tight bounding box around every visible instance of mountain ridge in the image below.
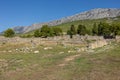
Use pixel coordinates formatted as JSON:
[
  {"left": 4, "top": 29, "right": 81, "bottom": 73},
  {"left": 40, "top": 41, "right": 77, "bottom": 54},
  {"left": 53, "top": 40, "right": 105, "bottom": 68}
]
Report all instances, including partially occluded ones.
[{"left": 13, "top": 8, "right": 120, "bottom": 33}]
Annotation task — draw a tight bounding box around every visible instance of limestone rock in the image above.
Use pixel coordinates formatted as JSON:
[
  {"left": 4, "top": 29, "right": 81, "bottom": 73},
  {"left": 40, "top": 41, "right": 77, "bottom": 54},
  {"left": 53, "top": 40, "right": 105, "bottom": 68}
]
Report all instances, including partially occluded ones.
[{"left": 34, "top": 51, "right": 39, "bottom": 54}]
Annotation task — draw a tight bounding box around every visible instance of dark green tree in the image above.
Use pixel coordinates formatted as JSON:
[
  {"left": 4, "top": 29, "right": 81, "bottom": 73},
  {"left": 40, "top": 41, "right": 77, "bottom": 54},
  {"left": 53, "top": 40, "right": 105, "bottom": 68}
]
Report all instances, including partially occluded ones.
[
  {"left": 48, "top": 28, "right": 54, "bottom": 37},
  {"left": 67, "top": 25, "right": 76, "bottom": 38},
  {"left": 4, "top": 28, "right": 15, "bottom": 37},
  {"left": 70, "top": 25, "right": 76, "bottom": 35},
  {"left": 98, "top": 22, "right": 111, "bottom": 36},
  {"left": 40, "top": 25, "right": 51, "bottom": 38},
  {"left": 116, "top": 24, "right": 120, "bottom": 35},
  {"left": 103, "top": 24, "right": 110, "bottom": 36},
  {"left": 111, "top": 23, "right": 120, "bottom": 36},
  {"left": 77, "top": 24, "right": 87, "bottom": 36},
  {"left": 98, "top": 22, "right": 104, "bottom": 36},
  {"left": 34, "top": 29, "right": 40, "bottom": 37},
  {"left": 92, "top": 23, "right": 98, "bottom": 35},
  {"left": 67, "top": 30, "right": 73, "bottom": 38}
]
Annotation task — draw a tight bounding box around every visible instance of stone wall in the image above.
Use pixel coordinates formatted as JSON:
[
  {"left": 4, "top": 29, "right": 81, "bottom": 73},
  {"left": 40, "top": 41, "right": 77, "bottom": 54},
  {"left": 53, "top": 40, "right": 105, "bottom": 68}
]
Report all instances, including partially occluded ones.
[
  {"left": 116, "top": 36, "right": 120, "bottom": 43},
  {"left": 0, "top": 35, "right": 116, "bottom": 48},
  {"left": 88, "top": 40, "right": 108, "bottom": 49}
]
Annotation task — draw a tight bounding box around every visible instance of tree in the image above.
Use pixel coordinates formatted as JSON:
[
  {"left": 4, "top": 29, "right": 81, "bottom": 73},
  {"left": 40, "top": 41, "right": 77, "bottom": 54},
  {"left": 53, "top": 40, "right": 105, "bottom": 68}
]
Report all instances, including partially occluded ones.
[
  {"left": 34, "top": 29, "right": 40, "bottom": 37},
  {"left": 111, "top": 23, "right": 120, "bottom": 36},
  {"left": 67, "top": 25, "right": 76, "bottom": 38},
  {"left": 70, "top": 25, "right": 76, "bottom": 35},
  {"left": 116, "top": 24, "right": 120, "bottom": 35},
  {"left": 98, "top": 22, "right": 104, "bottom": 36},
  {"left": 102, "top": 23, "right": 111, "bottom": 36},
  {"left": 98, "top": 22, "right": 111, "bottom": 36},
  {"left": 52, "top": 27, "right": 62, "bottom": 36},
  {"left": 77, "top": 24, "right": 87, "bottom": 36},
  {"left": 4, "top": 28, "right": 15, "bottom": 37},
  {"left": 40, "top": 25, "right": 52, "bottom": 38},
  {"left": 67, "top": 30, "right": 73, "bottom": 38},
  {"left": 92, "top": 23, "right": 98, "bottom": 35}
]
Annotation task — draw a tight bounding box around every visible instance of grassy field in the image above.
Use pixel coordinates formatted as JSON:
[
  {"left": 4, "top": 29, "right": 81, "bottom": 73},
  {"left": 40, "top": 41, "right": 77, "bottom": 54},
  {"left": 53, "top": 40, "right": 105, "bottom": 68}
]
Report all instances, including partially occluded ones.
[{"left": 0, "top": 40, "right": 120, "bottom": 80}]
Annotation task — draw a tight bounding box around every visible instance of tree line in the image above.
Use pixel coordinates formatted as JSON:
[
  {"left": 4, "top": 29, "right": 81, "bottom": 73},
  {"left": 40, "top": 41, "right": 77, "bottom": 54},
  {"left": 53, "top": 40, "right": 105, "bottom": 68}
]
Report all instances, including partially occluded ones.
[
  {"left": 93, "top": 22, "right": 120, "bottom": 36},
  {"left": 67, "top": 22, "right": 120, "bottom": 38},
  {"left": 3, "top": 22, "right": 120, "bottom": 38},
  {"left": 34, "top": 25, "right": 62, "bottom": 38}
]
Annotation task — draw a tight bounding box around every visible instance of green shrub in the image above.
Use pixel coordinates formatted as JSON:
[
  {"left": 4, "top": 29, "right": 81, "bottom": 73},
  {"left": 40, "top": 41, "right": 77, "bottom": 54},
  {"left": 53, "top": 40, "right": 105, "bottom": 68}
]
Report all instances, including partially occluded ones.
[
  {"left": 34, "top": 30, "right": 40, "bottom": 37},
  {"left": 4, "top": 28, "right": 15, "bottom": 37}
]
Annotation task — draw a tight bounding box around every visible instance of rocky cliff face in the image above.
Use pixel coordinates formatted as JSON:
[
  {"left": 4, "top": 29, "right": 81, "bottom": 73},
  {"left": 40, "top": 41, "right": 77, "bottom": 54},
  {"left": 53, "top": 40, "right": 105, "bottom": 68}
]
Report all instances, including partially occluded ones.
[{"left": 13, "top": 8, "right": 120, "bottom": 33}]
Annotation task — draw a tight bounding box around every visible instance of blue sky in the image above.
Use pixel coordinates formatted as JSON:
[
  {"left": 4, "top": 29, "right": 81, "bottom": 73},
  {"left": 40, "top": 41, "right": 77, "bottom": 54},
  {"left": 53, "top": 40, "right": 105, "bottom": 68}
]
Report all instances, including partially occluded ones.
[{"left": 0, "top": 0, "right": 120, "bottom": 32}]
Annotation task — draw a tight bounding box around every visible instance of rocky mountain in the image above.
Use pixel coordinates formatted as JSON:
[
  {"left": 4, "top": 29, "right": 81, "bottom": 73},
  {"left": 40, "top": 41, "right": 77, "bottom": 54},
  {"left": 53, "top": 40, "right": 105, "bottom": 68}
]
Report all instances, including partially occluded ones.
[{"left": 13, "top": 8, "right": 120, "bottom": 33}]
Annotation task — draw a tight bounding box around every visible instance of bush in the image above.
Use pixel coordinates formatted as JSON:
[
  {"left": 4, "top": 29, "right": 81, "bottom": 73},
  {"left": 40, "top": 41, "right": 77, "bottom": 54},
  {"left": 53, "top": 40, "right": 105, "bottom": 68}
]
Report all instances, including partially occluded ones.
[
  {"left": 40, "top": 25, "right": 52, "bottom": 38},
  {"left": 67, "top": 25, "right": 76, "bottom": 38},
  {"left": 77, "top": 24, "right": 87, "bottom": 36},
  {"left": 92, "top": 23, "right": 98, "bottom": 35},
  {"left": 34, "top": 30, "right": 40, "bottom": 37},
  {"left": 19, "top": 34, "right": 33, "bottom": 38},
  {"left": 4, "top": 28, "right": 15, "bottom": 37},
  {"left": 53, "top": 27, "right": 62, "bottom": 36}
]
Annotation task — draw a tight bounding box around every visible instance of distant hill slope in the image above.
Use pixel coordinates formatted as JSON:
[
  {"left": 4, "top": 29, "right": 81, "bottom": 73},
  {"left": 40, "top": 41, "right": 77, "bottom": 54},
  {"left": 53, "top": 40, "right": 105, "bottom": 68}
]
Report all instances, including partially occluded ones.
[
  {"left": 23, "top": 16, "right": 120, "bottom": 36},
  {"left": 13, "top": 8, "right": 120, "bottom": 33}
]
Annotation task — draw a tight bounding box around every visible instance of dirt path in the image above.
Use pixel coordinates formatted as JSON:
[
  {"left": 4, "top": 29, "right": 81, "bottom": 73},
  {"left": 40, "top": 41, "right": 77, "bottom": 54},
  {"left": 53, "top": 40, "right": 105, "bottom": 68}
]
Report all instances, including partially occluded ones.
[
  {"left": 58, "top": 43, "right": 113, "bottom": 67},
  {"left": 58, "top": 54, "right": 81, "bottom": 67}
]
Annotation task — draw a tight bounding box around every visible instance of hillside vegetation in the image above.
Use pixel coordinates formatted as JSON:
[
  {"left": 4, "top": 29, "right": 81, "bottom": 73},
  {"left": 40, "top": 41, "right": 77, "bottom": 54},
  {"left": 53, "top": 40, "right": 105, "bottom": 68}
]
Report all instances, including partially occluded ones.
[
  {"left": 19, "top": 16, "right": 120, "bottom": 37},
  {"left": 53, "top": 17, "right": 120, "bottom": 32},
  {"left": 12, "top": 8, "right": 120, "bottom": 33}
]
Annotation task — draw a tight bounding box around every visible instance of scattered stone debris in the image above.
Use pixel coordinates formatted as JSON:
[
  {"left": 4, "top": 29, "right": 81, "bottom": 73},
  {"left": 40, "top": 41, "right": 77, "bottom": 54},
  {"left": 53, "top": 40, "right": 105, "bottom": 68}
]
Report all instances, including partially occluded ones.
[
  {"left": 34, "top": 51, "right": 39, "bottom": 54},
  {"left": 88, "top": 40, "right": 108, "bottom": 49},
  {"left": 2, "top": 51, "right": 7, "bottom": 53},
  {"left": 44, "top": 47, "right": 53, "bottom": 50},
  {"left": 74, "top": 47, "right": 80, "bottom": 50},
  {"left": 15, "top": 49, "right": 18, "bottom": 51},
  {"left": 59, "top": 52, "right": 64, "bottom": 54},
  {"left": 0, "top": 36, "right": 112, "bottom": 55},
  {"left": 8, "top": 50, "right": 12, "bottom": 53},
  {"left": 68, "top": 50, "right": 75, "bottom": 53},
  {"left": 87, "top": 50, "right": 95, "bottom": 53}
]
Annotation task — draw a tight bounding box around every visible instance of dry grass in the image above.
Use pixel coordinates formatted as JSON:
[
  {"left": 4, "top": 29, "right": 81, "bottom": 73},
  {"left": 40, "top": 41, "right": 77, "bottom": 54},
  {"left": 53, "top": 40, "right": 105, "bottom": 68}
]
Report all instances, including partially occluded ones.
[{"left": 0, "top": 39, "right": 120, "bottom": 80}]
